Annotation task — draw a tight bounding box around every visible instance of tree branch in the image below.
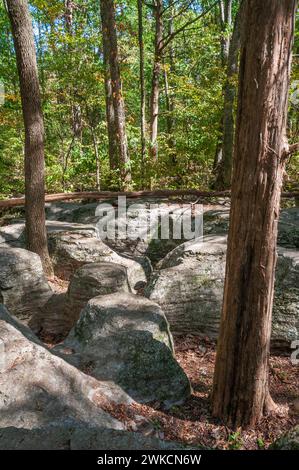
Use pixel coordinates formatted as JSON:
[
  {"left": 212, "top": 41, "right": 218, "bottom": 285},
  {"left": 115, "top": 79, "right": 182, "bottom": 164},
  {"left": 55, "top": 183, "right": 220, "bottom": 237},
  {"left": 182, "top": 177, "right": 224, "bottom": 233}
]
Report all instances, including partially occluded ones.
[
  {"left": 160, "top": 0, "right": 219, "bottom": 51},
  {"left": 142, "top": 0, "right": 155, "bottom": 10},
  {"left": 168, "top": 0, "right": 194, "bottom": 22},
  {"left": 161, "top": 0, "right": 186, "bottom": 16},
  {"left": 0, "top": 189, "right": 298, "bottom": 209}
]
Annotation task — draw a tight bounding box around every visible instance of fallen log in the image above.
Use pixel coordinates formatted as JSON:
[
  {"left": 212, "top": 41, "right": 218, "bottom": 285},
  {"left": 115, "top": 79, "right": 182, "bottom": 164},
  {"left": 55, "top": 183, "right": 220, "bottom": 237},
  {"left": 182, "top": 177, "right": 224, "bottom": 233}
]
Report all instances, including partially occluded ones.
[{"left": 0, "top": 189, "right": 298, "bottom": 208}]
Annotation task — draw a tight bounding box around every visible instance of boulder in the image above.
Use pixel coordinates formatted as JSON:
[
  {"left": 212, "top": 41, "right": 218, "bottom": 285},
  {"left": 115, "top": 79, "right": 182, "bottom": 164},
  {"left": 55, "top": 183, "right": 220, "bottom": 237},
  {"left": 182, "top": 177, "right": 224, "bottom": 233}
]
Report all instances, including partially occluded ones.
[
  {"left": 0, "top": 247, "right": 52, "bottom": 323},
  {"left": 277, "top": 207, "right": 299, "bottom": 249},
  {"left": 0, "top": 420, "right": 189, "bottom": 450},
  {"left": 203, "top": 207, "right": 299, "bottom": 249},
  {"left": 150, "top": 236, "right": 227, "bottom": 339},
  {"left": 45, "top": 200, "right": 203, "bottom": 265},
  {"left": 30, "top": 263, "right": 130, "bottom": 340},
  {"left": 270, "top": 426, "right": 299, "bottom": 450},
  {"left": 104, "top": 201, "right": 203, "bottom": 265},
  {"left": 0, "top": 305, "right": 127, "bottom": 431},
  {"left": 158, "top": 235, "right": 227, "bottom": 270},
  {"left": 48, "top": 231, "right": 151, "bottom": 291},
  {"left": 272, "top": 249, "right": 299, "bottom": 349},
  {"left": 0, "top": 222, "right": 25, "bottom": 248},
  {"left": 67, "top": 262, "right": 130, "bottom": 326},
  {"left": 146, "top": 235, "right": 299, "bottom": 350},
  {"left": 46, "top": 220, "right": 97, "bottom": 236},
  {"left": 46, "top": 202, "right": 98, "bottom": 224},
  {"left": 0, "top": 220, "right": 97, "bottom": 249},
  {"left": 55, "top": 292, "right": 191, "bottom": 407},
  {"left": 29, "top": 292, "right": 70, "bottom": 340},
  {"left": 203, "top": 209, "right": 230, "bottom": 235},
  {"left": 0, "top": 305, "right": 192, "bottom": 450}
]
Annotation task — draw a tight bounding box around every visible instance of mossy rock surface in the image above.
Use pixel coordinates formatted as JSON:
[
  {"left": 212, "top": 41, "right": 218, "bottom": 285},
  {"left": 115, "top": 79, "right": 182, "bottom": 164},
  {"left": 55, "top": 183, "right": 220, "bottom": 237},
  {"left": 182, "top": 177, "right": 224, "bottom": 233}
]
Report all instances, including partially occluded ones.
[{"left": 56, "top": 292, "right": 191, "bottom": 407}]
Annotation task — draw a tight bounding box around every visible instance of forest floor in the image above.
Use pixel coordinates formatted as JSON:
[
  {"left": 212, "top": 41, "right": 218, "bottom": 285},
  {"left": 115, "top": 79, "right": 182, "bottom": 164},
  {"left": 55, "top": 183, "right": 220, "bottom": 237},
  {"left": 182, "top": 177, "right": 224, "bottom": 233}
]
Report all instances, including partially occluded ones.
[{"left": 98, "top": 336, "right": 299, "bottom": 450}]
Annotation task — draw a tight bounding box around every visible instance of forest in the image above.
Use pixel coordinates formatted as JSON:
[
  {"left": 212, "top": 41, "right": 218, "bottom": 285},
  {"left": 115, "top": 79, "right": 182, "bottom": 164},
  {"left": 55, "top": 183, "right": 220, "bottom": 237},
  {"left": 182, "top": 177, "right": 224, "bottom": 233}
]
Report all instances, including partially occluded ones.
[
  {"left": 0, "top": 0, "right": 297, "bottom": 195},
  {"left": 0, "top": 0, "right": 299, "bottom": 458}
]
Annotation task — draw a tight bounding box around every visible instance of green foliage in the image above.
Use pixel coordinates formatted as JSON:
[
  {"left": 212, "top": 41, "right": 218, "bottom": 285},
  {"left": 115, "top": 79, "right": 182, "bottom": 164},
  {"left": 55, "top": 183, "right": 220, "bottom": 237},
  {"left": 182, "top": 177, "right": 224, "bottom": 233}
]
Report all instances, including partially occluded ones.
[
  {"left": 228, "top": 431, "right": 243, "bottom": 450},
  {"left": 256, "top": 437, "right": 265, "bottom": 450},
  {"left": 0, "top": 1, "right": 298, "bottom": 195}
]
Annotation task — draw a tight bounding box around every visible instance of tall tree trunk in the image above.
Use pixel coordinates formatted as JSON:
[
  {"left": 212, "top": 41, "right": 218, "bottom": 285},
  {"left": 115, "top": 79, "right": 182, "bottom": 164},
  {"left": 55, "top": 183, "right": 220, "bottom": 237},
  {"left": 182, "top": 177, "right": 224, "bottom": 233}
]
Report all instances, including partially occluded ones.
[
  {"left": 212, "top": 0, "right": 297, "bottom": 428},
  {"left": 64, "top": 0, "right": 73, "bottom": 32},
  {"left": 91, "top": 129, "right": 100, "bottom": 191},
  {"left": 100, "top": 3, "right": 118, "bottom": 171},
  {"left": 100, "top": 0, "right": 131, "bottom": 190},
  {"left": 6, "top": 0, "right": 53, "bottom": 277},
  {"left": 213, "top": 0, "right": 233, "bottom": 177},
  {"left": 164, "top": 0, "right": 176, "bottom": 161},
  {"left": 137, "top": 0, "right": 146, "bottom": 187},
  {"left": 214, "top": 8, "right": 241, "bottom": 189},
  {"left": 37, "top": 18, "right": 45, "bottom": 93},
  {"left": 149, "top": 0, "right": 163, "bottom": 162},
  {"left": 64, "top": 1, "right": 82, "bottom": 143},
  {"left": 219, "top": 0, "right": 232, "bottom": 65}
]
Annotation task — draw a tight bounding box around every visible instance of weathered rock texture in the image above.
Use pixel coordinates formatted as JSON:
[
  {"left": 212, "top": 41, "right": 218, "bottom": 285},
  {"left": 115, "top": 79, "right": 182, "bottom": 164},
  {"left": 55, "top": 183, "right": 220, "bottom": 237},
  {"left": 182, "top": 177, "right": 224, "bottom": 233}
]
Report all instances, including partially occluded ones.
[
  {"left": 150, "top": 236, "right": 227, "bottom": 339},
  {"left": 0, "top": 247, "right": 52, "bottom": 322},
  {"left": 67, "top": 262, "right": 130, "bottom": 326},
  {"left": 0, "top": 305, "right": 194, "bottom": 450},
  {"left": 0, "top": 420, "right": 188, "bottom": 450},
  {"left": 29, "top": 292, "right": 69, "bottom": 340},
  {"left": 56, "top": 293, "right": 191, "bottom": 407},
  {"left": 45, "top": 202, "right": 98, "bottom": 224},
  {"left": 30, "top": 262, "right": 130, "bottom": 340},
  {"left": 278, "top": 207, "right": 299, "bottom": 249},
  {"left": 0, "top": 305, "right": 127, "bottom": 431},
  {"left": 146, "top": 236, "right": 299, "bottom": 350},
  {"left": 0, "top": 220, "right": 97, "bottom": 249},
  {"left": 103, "top": 201, "right": 203, "bottom": 265},
  {"left": 45, "top": 200, "right": 203, "bottom": 265},
  {"left": 0, "top": 222, "right": 25, "bottom": 247},
  {"left": 48, "top": 231, "right": 151, "bottom": 290}
]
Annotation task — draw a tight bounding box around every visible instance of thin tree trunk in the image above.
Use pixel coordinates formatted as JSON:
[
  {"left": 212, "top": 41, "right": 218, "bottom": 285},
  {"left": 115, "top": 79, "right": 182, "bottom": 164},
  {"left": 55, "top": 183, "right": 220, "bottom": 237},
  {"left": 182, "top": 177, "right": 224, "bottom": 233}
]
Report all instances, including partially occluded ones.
[
  {"left": 149, "top": 0, "right": 163, "bottom": 162},
  {"left": 163, "top": 63, "right": 171, "bottom": 131},
  {"left": 64, "top": 0, "right": 73, "bottom": 32},
  {"left": 213, "top": 0, "right": 233, "bottom": 176},
  {"left": 6, "top": 0, "right": 53, "bottom": 277},
  {"left": 91, "top": 128, "right": 101, "bottom": 191},
  {"left": 212, "top": 0, "right": 297, "bottom": 428},
  {"left": 100, "top": 0, "right": 131, "bottom": 189},
  {"left": 215, "top": 8, "right": 241, "bottom": 189},
  {"left": 219, "top": 0, "right": 232, "bottom": 65},
  {"left": 37, "top": 18, "right": 45, "bottom": 93},
  {"left": 62, "top": 135, "right": 75, "bottom": 192},
  {"left": 64, "top": 0, "right": 82, "bottom": 142},
  {"left": 137, "top": 0, "right": 146, "bottom": 187},
  {"left": 100, "top": 3, "right": 118, "bottom": 171},
  {"left": 164, "top": 0, "right": 176, "bottom": 160}
]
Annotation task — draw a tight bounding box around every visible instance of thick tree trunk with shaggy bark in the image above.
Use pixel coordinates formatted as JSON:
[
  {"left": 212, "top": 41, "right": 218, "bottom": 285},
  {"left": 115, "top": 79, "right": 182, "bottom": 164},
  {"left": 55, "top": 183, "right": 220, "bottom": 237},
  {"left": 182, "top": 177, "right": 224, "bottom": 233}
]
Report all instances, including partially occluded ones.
[
  {"left": 212, "top": 0, "right": 297, "bottom": 428},
  {"left": 6, "top": 0, "right": 53, "bottom": 277}
]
